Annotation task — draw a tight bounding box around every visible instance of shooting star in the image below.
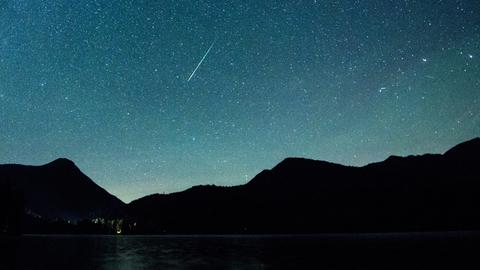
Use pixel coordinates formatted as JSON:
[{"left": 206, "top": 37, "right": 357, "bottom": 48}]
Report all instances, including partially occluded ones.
[{"left": 187, "top": 39, "right": 216, "bottom": 82}]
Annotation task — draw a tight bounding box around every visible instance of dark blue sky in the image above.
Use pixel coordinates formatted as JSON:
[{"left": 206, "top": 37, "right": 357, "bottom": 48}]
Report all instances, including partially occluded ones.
[{"left": 1, "top": 0, "right": 479, "bottom": 202}]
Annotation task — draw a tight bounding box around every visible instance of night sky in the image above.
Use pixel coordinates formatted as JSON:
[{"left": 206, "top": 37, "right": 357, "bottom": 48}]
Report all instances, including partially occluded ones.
[{"left": 1, "top": 0, "right": 479, "bottom": 202}]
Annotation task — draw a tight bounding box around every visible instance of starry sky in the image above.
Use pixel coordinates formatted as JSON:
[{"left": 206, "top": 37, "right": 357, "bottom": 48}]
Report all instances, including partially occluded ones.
[{"left": 1, "top": 0, "right": 479, "bottom": 202}]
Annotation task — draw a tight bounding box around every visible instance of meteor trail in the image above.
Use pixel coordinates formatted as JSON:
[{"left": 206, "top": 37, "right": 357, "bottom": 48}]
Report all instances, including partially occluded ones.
[{"left": 187, "top": 39, "right": 216, "bottom": 82}]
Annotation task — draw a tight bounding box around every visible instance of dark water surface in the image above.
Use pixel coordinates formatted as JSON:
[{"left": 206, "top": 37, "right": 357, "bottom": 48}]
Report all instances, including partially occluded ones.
[{"left": 1, "top": 232, "right": 480, "bottom": 269}]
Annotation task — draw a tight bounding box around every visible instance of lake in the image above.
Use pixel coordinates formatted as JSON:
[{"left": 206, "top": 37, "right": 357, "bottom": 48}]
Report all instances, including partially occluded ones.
[{"left": 1, "top": 232, "right": 479, "bottom": 269}]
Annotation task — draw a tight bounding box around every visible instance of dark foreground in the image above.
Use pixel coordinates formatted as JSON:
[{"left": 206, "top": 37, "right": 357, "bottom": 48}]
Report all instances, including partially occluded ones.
[{"left": 1, "top": 232, "right": 479, "bottom": 270}]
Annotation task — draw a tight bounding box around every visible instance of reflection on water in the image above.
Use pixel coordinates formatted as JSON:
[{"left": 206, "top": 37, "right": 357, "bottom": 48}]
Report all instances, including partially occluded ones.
[{"left": 1, "top": 232, "right": 479, "bottom": 269}]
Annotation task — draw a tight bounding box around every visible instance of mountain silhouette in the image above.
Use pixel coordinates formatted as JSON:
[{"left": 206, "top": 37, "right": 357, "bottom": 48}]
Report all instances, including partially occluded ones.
[
  {"left": 0, "top": 158, "right": 125, "bottom": 223},
  {"left": 1, "top": 138, "right": 479, "bottom": 234},
  {"left": 128, "top": 138, "right": 480, "bottom": 234}
]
